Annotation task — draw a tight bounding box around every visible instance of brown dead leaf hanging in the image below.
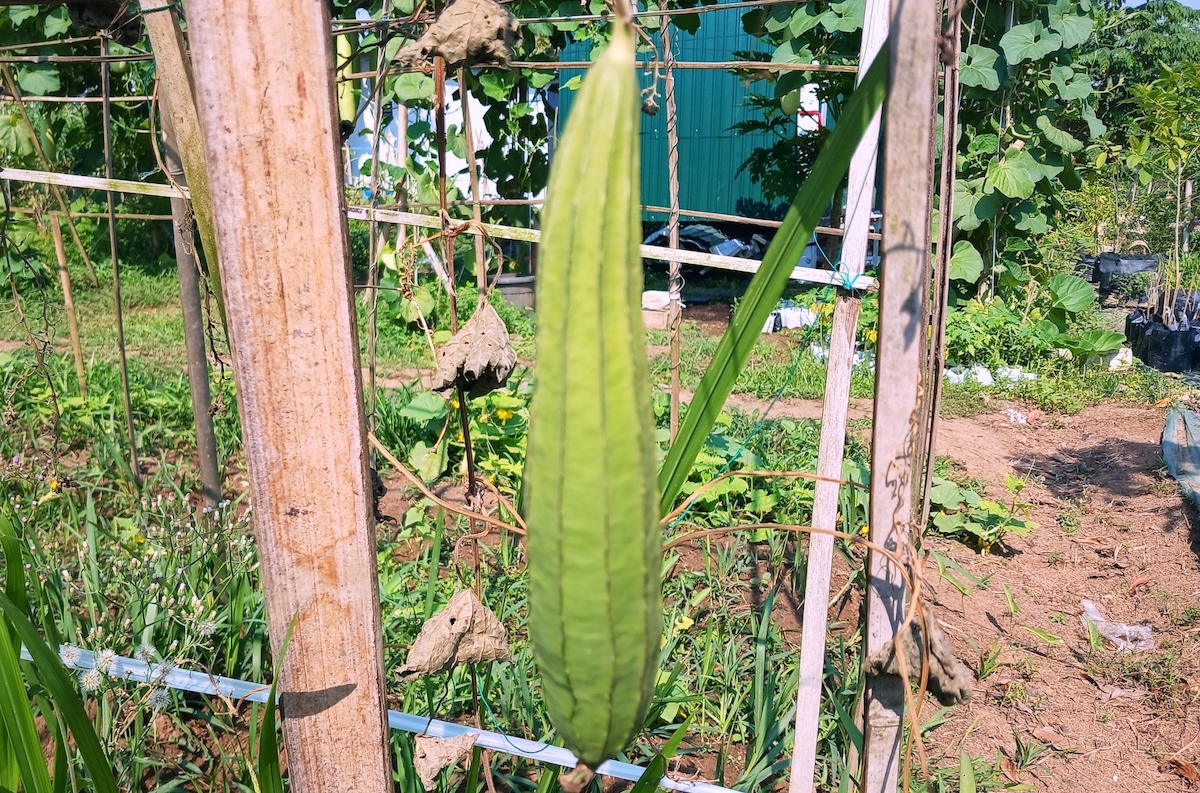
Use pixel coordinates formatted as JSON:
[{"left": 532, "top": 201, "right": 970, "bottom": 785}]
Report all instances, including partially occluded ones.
[
  {"left": 431, "top": 302, "right": 518, "bottom": 400},
  {"left": 414, "top": 733, "right": 479, "bottom": 791},
  {"left": 397, "top": 589, "right": 511, "bottom": 680},
  {"left": 862, "top": 601, "right": 974, "bottom": 706},
  {"left": 393, "top": 0, "right": 521, "bottom": 70}
]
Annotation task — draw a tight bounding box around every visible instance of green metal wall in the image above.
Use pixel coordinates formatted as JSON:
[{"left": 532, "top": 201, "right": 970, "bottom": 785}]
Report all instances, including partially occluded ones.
[{"left": 557, "top": 6, "right": 781, "bottom": 218}]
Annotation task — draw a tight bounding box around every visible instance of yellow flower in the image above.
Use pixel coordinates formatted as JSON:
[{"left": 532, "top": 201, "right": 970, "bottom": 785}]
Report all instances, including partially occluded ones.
[
  {"left": 496, "top": 408, "right": 514, "bottom": 423},
  {"left": 674, "top": 615, "right": 694, "bottom": 631},
  {"left": 49, "top": 478, "right": 59, "bottom": 492},
  {"left": 451, "top": 398, "right": 460, "bottom": 409}
]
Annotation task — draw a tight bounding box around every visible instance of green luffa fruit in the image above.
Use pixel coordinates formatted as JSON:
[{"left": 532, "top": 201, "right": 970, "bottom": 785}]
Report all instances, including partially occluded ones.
[{"left": 522, "top": 19, "right": 661, "bottom": 770}]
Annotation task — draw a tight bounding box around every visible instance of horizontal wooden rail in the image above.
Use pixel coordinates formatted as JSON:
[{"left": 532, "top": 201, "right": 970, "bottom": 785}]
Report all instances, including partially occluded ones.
[{"left": 0, "top": 168, "right": 877, "bottom": 289}]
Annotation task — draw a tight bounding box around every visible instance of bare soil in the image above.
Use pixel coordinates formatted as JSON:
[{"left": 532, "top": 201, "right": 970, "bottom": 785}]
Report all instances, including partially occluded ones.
[{"left": 924, "top": 402, "right": 1200, "bottom": 792}]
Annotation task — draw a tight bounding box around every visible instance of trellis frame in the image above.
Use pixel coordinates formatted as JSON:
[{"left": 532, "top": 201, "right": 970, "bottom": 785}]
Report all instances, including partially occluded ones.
[{"left": 0, "top": 2, "right": 957, "bottom": 791}]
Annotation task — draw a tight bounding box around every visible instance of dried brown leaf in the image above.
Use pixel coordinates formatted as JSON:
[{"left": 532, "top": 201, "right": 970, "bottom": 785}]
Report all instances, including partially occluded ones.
[
  {"left": 414, "top": 732, "right": 479, "bottom": 790},
  {"left": 1168, "top": 757, "right": 1200, "bottom": 786},
  {"left": 1032, "top": 726, "right": 1078, "bottom": 752},
  {"left": 397, "top": 589, "right": 512, "bottom": 679}
]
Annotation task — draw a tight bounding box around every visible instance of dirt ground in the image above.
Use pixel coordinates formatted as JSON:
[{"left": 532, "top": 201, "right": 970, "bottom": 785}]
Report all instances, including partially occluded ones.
[{"left": 923, "top": 402, "right": 1200, "bottom": 792}]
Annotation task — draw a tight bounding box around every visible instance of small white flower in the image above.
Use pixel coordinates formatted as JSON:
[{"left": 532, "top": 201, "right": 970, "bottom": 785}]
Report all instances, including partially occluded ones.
[
  {"left": 196, "top": 619, "right": 217, "bottom": 637},
  {"left": 78, "top": 668, "right": 102, "bottom": 692},
  {"left": 59, "top": 646, "right": 82, "bottom": 666},
  {"left": 94, "top": 649, "right": 116, "bottom": 675},
  {"left": 134, "top": 644, "right": 157, "bottom": 663},
  {"left": 147, "top": 687, "right": 170, "bottom": 711}
]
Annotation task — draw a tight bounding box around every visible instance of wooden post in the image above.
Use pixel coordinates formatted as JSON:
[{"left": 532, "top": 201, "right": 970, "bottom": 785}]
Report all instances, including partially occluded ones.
[
  {"left": 140, "top": 0, "right": 228, "bottom": 332},
  {"left": 160, "top": 109, "right": 222, "bottom": 509},
  {"left": 185, "top": 3, "right": 392, "bottom": 793},
  {"left": 50, "top": 218, "right": 87, "bottom": 399},
  {"left": 658, "top": 1, "right": 684, "bottom": 442},
  {"left": 788, "top": 2, "right": 889, "bottom": 791},
  {"left": 862, "top": 2, "right": 939, "bottom": 791}
]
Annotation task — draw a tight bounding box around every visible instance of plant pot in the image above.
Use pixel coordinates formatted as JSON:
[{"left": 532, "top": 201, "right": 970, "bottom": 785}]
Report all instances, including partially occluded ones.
[
  {"left": 1141, "top": 321, "right": 1196, "bottom": 373},
  {"left": 494, "top": 273, "right": 536, "bottom": 309}
]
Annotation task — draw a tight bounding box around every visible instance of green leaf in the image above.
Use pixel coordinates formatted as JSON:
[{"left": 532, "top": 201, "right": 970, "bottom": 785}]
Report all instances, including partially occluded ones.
[
  {"left": 257, "top": 618, "right": 295, "bottom": 793},
  {"left": 985, "top": 147, "right": 1039, "bottom": 199},
  {"left": 1082, "top": 104, "right": 1106, "bottom": 138},
  {"left": 1000, "top": 21, "right": 1062, "bottom": 65},
  {"left": 399, "top": 390, "right": 448, "bottom": 423},
  {"left": 960, "top": 752, "right": 977, "bottom": 793},
  {"left": 959, "top": 45, "right": 1002, "bottom": 91},
  {"left": 408, "top": 439, "right": 448, "bottom": 482},
  {"left": 949, "top": 240, "right": 984, "bottom": 283},
  {"left": 393, "top": 73, "right": 433, "bottom": 103},
  {"left": 819, "top": 0, "right": 864, "bottom": 33},
  {"left": 771, "top": 39, "right": 813, "bottom": 65},
  {"left": 1047, "top": 273, "right": 1095, "bottom": 313},
  {"left": 789, "top": 5, "right": 823, "bottom": 38},
  {"left": 477, "top": 71, "right": 515, "bottom": 102},
  {"left": 933, "top": 511, "right": 967, "bottom": 534},
  {"left": 1048, "top": 1, "right": 1093, "bottom": 49},
  {"left": 0, "top": 594, "right": 117, "bottom": 793},
  {"left": 1023, "top": 626, "right": 1064, "bottom": 646},
  {"left": 401, "top": 286, "right": 436, "bottom": 323},
  {"left": 1013, "top": 200, "right": 1049, "bottom": 233},
  {"left": 658, "top": 45, "right": 889, "bottom": 512},
  {"left": 929, "top": 479, "right": 964, "bottom": 508},
  {"left": 953, "top": 177, "right": 1002, "bottom": 231},
  {"left": 1035, "top": 115, "right": 1083, "bottom": 153},
  {"left": 1050, "top": 66, "right": 1093, "bottom": 101},
  {"left": 16, "top": 67, "right": 59, "bottom": 96},
  {"left": 43, "top": 8, "right": 70, "bottom": 37},
  {"left": 1061, "top": 329, "right": 1124, "bottom": 357},
  {"left": 7, "top": 6, "right": 39, "bottom": 26}
]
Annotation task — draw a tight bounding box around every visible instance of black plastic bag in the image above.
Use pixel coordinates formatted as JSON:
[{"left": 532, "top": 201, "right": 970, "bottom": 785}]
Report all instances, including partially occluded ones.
[{"left": 1141, "top": 321, "right": 1195, "bottom": 372}]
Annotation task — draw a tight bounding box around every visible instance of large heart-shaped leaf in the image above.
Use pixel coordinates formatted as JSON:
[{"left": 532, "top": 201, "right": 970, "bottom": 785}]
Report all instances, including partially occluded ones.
[
  {"left": 819, "top": 0, "right": 864, "bottom": 33},
  {"left": 960, "top": 45, "right": 1002, "bottom": 91},
  {"left": 1013, "top": 200, "right": 1049, "bottom": 233},
  {"left": 16, "top": 66, "right": 59, "bottom": 96},
  {"left": 1036, "top": 114, "right": 1083, "bottom": 153},
  {"left": 949, "top": 240, "right": 984, "bottom": 282},
  {"left": 1061, "top": 330, "right": 1124, "bottom": 358},
  {"left": 1000, "top": 21, "right": 1062, "bottom": 64},
  {"left": 1082, "top": 104, "right": 1107, "bottom": 138},
  {"left": 953, "top": 178, "right": 1003, "bottom": 231},
  {"left": 1050, "top": 65, "right": 1094, "bottom": 101},
  {"left": 43, "top": 7, "right": 70, "bottom": 37},
  {"left": 1048, "top": 273, "right": 1095, "bottom": 314},
  {"left": 985, "top": 147, "right": 1040, "bottom": 199},
  {"left": 393, "top": 72, "right": 434, "bottom": 103},
  {"left": 1048, "top": 0, "right": 1094, "bottom": 48}
]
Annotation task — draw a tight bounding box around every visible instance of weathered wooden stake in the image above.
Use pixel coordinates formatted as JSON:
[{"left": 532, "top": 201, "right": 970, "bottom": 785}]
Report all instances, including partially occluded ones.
[
  {"left": 185, "top": 2, "right": 392, "bottom": 792},
  {"left": 50, "top": 218, "right": 87, "bottom": 399},
  {"left": 862, "top": 1, "right": 939, "bottom": 791},
  {"left": 140, "top": 0, "right": 227, "bottom": 332},
  {"left": 789, "top": 3, "right": 888, "bottom": 790}
]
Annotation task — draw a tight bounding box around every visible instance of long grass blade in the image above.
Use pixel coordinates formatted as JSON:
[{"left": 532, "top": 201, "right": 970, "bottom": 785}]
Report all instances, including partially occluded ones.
[
  {"left": 256, "top": 617, "right": 296, "bottom": 793},
  {"left": 0, "top": 515, "right": 51, "bottom": 791},
  {"left": 657, "top": 45, "right": 890, "bottom": 511},
  {"left": 628, "top": 716, "right": 691, "bottom": 793},
  {"left": 0, "top": 593, "right": 118, "bottom": 793}
]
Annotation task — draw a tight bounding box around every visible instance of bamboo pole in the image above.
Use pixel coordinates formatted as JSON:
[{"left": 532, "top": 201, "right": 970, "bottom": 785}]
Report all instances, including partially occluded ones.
[
  {"left": 101, "top": 37, "right": 141, "bottom": 487},
  {"left": 184, "top": 2, "right": 392, "bottom": 792},
  {"left": 789, "top": 2, "right": 889, "bottom": 791},
  {"left": 659, "top": 2, "right": 684, "bottom": 441},
  {"left": 140, "top": 0, "right": 228, "bottom": 332},
  {"left": 460, "top": 70, "right": 489, "bottom": 296},
  {"left": 0, "top": 64, "right": 100, "bottom": 286},
  {"left": 919, "top": 6, "right": 963, "bottom": 534},
  {"left": 50, "top": 218, "right": 87, "bottom": 398},
  {"left": 160, "top": 105, "right": 222, "bottom": 509},
  {"left": 862, "top": 1, "right": 939, "bottom": 790}
]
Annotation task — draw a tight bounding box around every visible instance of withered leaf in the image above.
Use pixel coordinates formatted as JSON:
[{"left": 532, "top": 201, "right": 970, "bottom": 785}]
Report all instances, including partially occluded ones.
[
  {"left": 862, "top": 603, "right": 973, "bottom": 706},
  {"left": 1168, "top": 757, "right": 1200, "bottom": 786},
  {"left": 1032, "top": 726, "right": 1078, "bottom": 752},
  {"left": 393, "top": 0, "right": 520, "bottom": 69},
  {"left": 431, "top": 302, "right": 518, "bottom": 400},
  {"left": 414, "top": 733, "right": 479, "bottom": 790},
  {"left": 397, "top": 589, "right": 511, "bottom": 680}
]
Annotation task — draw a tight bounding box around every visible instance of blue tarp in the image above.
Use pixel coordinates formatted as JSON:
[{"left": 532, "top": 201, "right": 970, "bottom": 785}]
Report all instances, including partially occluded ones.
[{"left": 1162, "top": 406, "right": 1200, "bottom": 507}]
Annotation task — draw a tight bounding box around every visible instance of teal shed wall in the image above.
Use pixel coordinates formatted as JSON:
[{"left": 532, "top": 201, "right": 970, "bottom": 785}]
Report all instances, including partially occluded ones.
[{"left": 557, "top": 6, "right": 781, "bottom": 218}]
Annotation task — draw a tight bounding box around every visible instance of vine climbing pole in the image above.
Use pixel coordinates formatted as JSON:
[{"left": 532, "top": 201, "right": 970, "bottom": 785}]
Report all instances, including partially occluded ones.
[
  {"left": 185, "top": 2, "right": 392, "bottom": 792},
  {"left": 659, "top": 1, "right": 684, "bottom": 441},
  {"left": 862, "top": 1, "right": 940, "bottom": 790},
  {"left": 789, "top": 1, "right": 888, "bottom": 790}
]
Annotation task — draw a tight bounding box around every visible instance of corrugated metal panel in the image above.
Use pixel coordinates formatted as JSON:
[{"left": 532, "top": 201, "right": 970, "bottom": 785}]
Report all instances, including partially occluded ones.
[{"left": 558, "top": 6, "right": 780, "bottom": 218}]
